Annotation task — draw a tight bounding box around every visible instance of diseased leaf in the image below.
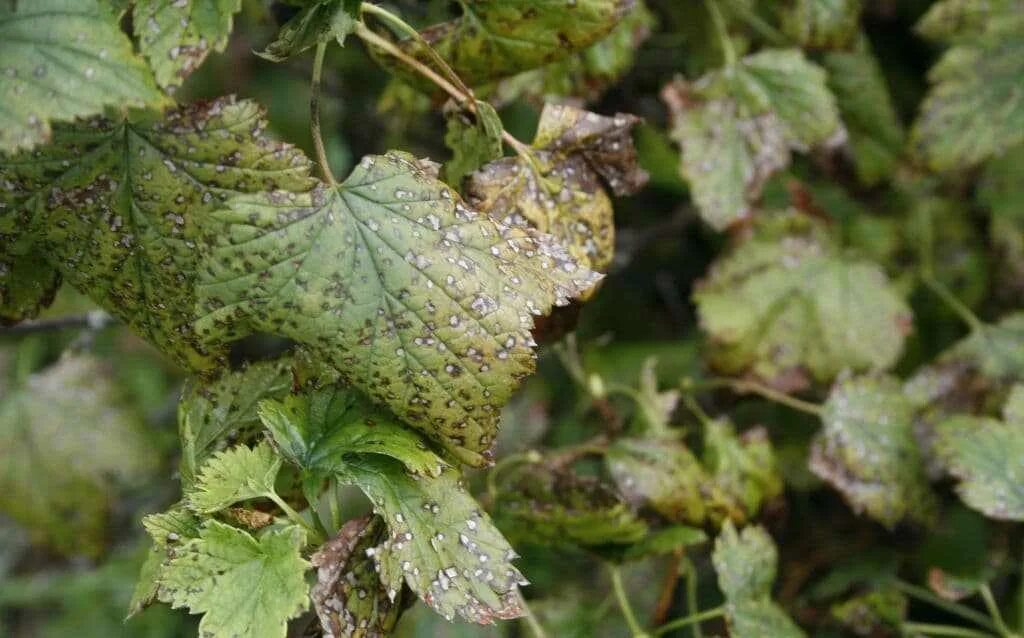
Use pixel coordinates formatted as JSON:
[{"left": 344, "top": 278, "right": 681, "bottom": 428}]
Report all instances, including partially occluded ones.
[
  {"left": 311, "top": 516, "right": 406, "bottom": 638},
  {"left": 936, "top": 385, "right": 1024, "bottom": 521},
  {"left": 979, "top": 146, "right": 1024, "bottom": 299},
  {"left": 910, "top": 11, "right": 1024, "bottom": 170},
  {"left": 130, "top": 507, "right": 202, "bottom": 617},
  {"left": 186, "top": 441, "right": 283, "bottom": 514},
  {"left": 703, "top": 421, "right": 783, "bottom": 520},
  {"left": 374, "top": 0, "right": 634, "bottom": 88},
  {"left": 466, "top": 104, "right": 647, "bottom": 276},
  {"left": 830, "top": 588, "right": 907, "bottom": 635},
  {"left": 158, "top": 521, "right": 310, "bottom": 638},
  {"left": 0, "top": 0, "right": 165, "bottom": 152},
  {"left": 0, "top": 354, "right": 157, "bottom": 557},
  {"left": 259, "top": 385, "right": 446, "bottom": 481},
  {"left": 824, "top": 36, "right": 905, "bottom": 186},
  {"left": 916, "top": 0, "right": 1024, "bottom": 42},
  {"left": 627, "top": 358, "right": 680, "bottom": 436},
  {"left": 343, "top": 455, "right": 526, "bottom": 624},
  {"left": 195, "top": 151, "right": 599, "bottom": 467},
  {"left": 694, "top": 212, "right": 911, "bottom": 387},
  {"left": 728, "top": 599, "right": 807, "bottom": 638},
  {"left": 810, "top": 375, "right": 937, "bottom": 528},
  {"left": 0, "top": 97, "right": 314, "bottom": 371},
  {"left": 606, "top": 437, "right": 711, "bottom": 524},
  {"left": 257, "top": 0, "right": 358, "bottom": 62},
  {"left": 781, "top": 0, "right": 862, "bottom": 49},
  {"left": 133, "top": 0, "right": 242, "bottom": 91},
  {"left": 444, "top": 100, "right": 504, "bottom": 186},
  {"left": 0, "top": 250, "right": 60, "bottom": 324}
]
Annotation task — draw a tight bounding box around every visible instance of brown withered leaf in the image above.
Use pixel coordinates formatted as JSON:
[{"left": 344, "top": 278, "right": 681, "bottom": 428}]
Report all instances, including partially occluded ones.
[
  {"left": 310, "top": 516, "right": 406, "bottom": 638},
  {"left": 466, "top": 104, "right": 648, "bottom": 279}
]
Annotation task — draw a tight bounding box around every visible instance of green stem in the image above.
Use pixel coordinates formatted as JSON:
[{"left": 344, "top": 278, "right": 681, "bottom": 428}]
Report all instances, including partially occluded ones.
[
  {"left": 680, "top": 393, "right": 713, "bottom": 427},
  {"left": 979, "top": 585, "right": 1013, "bottom": 637},
  {"left": 654, "top": 606, "right": 725, "bottom": 637},
  {"left": 609, "top": 564, "right": 651, "bottom": 638},
  {"left": 902, "top": 622, "right": 999, "bottom": 638},
  {"left": 328, "top": 478, "right": 343, "bottom": 533},
  {"left": 695, "top": 378, "right": 823, "bottom": 417},
  {"left": 518, "top": 592, "right": 549, "bottom": 638},
  {"left": 267, "top": 492, "right": 323, "bottom": 543},
  {"left": 310, "top": 41, "right": 336, "bottom": 187},
  {"left": 683, "top": 559, "right": 704, "bottom": 638},
  {"left": 922, "top": 275, "right": 985, "bottom": 334},
  {"left": 704, "top": 0, "right": 737, "bottom": 67},
  {"left": 893, "top": 581, "right": 999, "bottom": 633},
  {"left": 720, "top": 0, "right": 788, "bottom": 46}
]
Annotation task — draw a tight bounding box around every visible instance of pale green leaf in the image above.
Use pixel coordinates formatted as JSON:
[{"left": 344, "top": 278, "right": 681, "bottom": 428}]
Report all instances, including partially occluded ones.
[
  {"left": 694, "top": 213, "right": 911, "bottom": 386},
  {"left": 916, "top": 0, "right": 1024, "bottom": 42},
  {"left": 195, "top": 151, "right": 599, "bottom": 467},
  {"left": 728, "top": 599, "right": 806, "bottom": 638},
  {"left": 0, "top": 0, "right": 165, "bottom": 152},
  {"left": 344, "top": 455, "right": 526, "bottom": 624},
  {"left": 133, "top": 0, "right": 242, "bottom": 91},
  {"left": 606, "top": 437, "right": 711, "bottom": 524},
  {"left": 259, "top": 385, "right": 446, "bottom": 480},
  {"left": 831, "top": 588, "right": 907, "bottom": 634},
  {"left": 627, "top": 357, "right": 680, "bottom": 436},
  {"left": 621, "top": 525, "right": 708, "bottom": 561},
  {"left": 0, "top": 354, "right": 157, "bottom": 557},
  {"left": 444, "top": 100, "right": 504, "bottom": 186},
  {"left": 257, "top": 0, "right": 358, "bottom": 62},
  {"left": 129, "top": 507, "right": 202, "bottom": 617},
  {"left": 810, "top": 375, "right": 937, "bottom": 527},
  {"left": 158, "top": 521, "right": 311, "bottom": 638},
  {"left": 936, "top": 385, "right": 1024, "bottom": 521},
  {"left": 466, "top": 104, "right": 646, "bottom": 276},
  {"left": 0, "top": 97, "right": 315, "bottom": 371},
  {"left": 0, "top": 250, "right": 60, "bottom": 324},
  {"left": 187, "top": 441, "right": 283, "bottom": 513},
  {"left": 781, "top": 0, "right": 862, "bottom": 49},
  {"left": 703, "top": 420, "right": 783, "bottom": 520}
]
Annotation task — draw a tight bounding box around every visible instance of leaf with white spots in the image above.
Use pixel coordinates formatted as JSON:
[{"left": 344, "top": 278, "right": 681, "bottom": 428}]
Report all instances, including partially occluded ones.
[
  {"left": 186, "top": 441, "right": 283, "bottom": 514},
  {"left": 260, "top": 385, "right": 447, "bottom": 482},
  {"left": 465, "top": 104, "right": 647, "bottom": 277},
  {"left": 195, "top": 151, "right": 599, "bottom": 467},
  {"left": 133, "top": 0, "right": 243, "bottom": 92},
  {"left": 0, "top": 0, "right": 165, "bottom": 152},
  {"left": 810, "top": 375, "right": 937, "bottom": 528},
  {"left": 130, "top": 506, "right": 202, "bottom": 617},
  {"left": 342, "top": 455, "right": 526, "bottom": 625},
  {"left": 157, "top": 521, "right": 311, "bottom": 638},
  {"left": 310, "top": 516, "right": 407, "bottom": 638},
  {"left": 0, "top": 249, "right": 61, "bottom": 324},
  {"left": 703, "top": 421, "right": 783, "bottom": 520},
  {"left": 605, "top": 437, "right": 713, "bottom": 525},
  {"left": 0, "top": 97, "right": 315, "bottom": 371},
  {"left": 936, "top": 385, "right": 1024, "bottom": 521}
]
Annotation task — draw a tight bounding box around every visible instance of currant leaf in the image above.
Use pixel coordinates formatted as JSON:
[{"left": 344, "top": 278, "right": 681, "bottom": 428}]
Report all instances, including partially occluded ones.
[
  {"left": 443, "top": 100, "right": 504, "bottom": 186},
  {"left": 186, "top": 441, "right": 283, "bottom": 514},
  {"left": 257, "top": 0, "right": 358, "bottom": 63},
  {"left": 130, "top": 507, "right": 202, "bottom": 617},
  {"left": 703, "top": 421, "right": 783, "bottom": 520},
  {"left": 0, "top": 250, "right": 61, "bottom": 325},
  {"left": 606, "top": 437, "right": 712, "bottom": 525},
  {"left": 780, "top": 0, "right": 862, "bottom": 49}
]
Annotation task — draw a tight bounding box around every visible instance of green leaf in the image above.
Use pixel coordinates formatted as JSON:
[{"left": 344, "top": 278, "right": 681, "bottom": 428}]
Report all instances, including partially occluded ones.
[
  {"left": 494, "top": 462, "right": 648, "bottom": 548},
  {"left": 606, "top": 437, "right": 711, "bottom": 524},
  {"left": 343, "top": 455, "right": 526, "bottom": 624},
  {"left": 375, "top": 0, "right": 634, "bottom": 88},
  {"left": 916, "top": 0, "right": 1024, "bottom": 42},
  {"left": 259, "top": 385, "right": 447, "bottom": 480},
  {"left": 257, "top": 0, "right": 358, "bottom": 62},
  {"left": 158, "top": 521, "right": 311, "bottom": 638},
  {"left": 195, "top": 151, "right": 599, "bottom": 467},
  {"left": 443, "top": 100, "right": 504, "bottom": 186},
  {"left": 780, "top": 0, "right": 862, "bottom": 49},
  {"left": 810, "top": 375, "right": 937, "bottom": 528},
  {"left": 310, "top": 516, "right": 406, "bottom": 637},
  {"left": 0, "top": 250, "right": 60, "bottom": 324},
  {"left": 936, "top": 385, "right": 1024, "bottom": 521},
  {"left": 727, "top": 599, "right": 806, "bottom": 638},
  {"left": 186, "top": 441, "right": 283, "bottom": 513},
  {"left": 133, "top": 0, "right": 242, "bottom": 91},
  {"left": 0, "top": 0, "right": 165, "bottom": 152},
  {"left": 0, "top": 97, "right": 314, "bottom": 371},
  {"left": 694, "top": 212, "right": 911, "bottom": 386},
  {"left": 466, "top": 104, "right": 647, "bottom": 276},
  {"left": 627, "top": 358, "right": 680, "bottom": 437},
  {"left": 621, "top": 525, "right": 708, "bottom": 561},
  {"left": 910, "top": 12, "right": 1024, "bottom": 170},
  {"left": 179, "top": 357, "right": 295, "bottom": 487},
  {"left": 823, "top": 36, "right": 905, "bottom": 186},
  {"left": 0, "top": 354, "right": 157, "bottom": 557},
  {"left": 831, "top": 588, "right": 907, "bottom": 634},
  {"left": 703, "top": 420, "right": 783, "bottom": 520},
  {"left": 663, "top": 49, "right": 842, "bottom": 229},
  {"left": 130, "top": 507, "right": 202, "bottom": 617}
]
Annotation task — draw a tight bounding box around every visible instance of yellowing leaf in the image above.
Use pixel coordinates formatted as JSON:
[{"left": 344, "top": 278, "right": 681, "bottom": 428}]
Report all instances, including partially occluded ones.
[
  {"left": 133, "top": 0, "right": 242, "bottom": 91},
  {"left": 196, "top": 151, "right": 599, "bottom": 466},
  {"left": 186, "top": 441, "right": 283, "bottom": 514},
  {"left": 0, "top": 97, "right": 315, "bottom": 371},
  {"left": 0, "top": 0, "right": 165, "bottom": 152},
  {"left": 158, "top": 521, "right": 311, "bottom": 638}
]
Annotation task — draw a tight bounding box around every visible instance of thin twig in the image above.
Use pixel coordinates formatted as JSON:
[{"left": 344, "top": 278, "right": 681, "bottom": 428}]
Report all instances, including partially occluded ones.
[
  {"left": 922, "top": 274, "right": 985, "bottom": 334},
  {"left": 892, "top": 581, "right": 999, "bottom": 633},
  {"left": 0, "top": 311, "right": 113, "bottom": 336},
  {"left": 901, "top": 623, "right": 999, "bottom": 638},
  {"left": 979, "top": 585, "right": 1013, "bottom": 637},
  {"left": 704, "top": 0, "right": 737, "bottom": 67},
  {"left": 609, "top": 564, "right": 651, "bottom": 638},
  {"left": 651, "top": 551, "right": 682, "bottom": 627},
  {"left": 692, "top": 378, "right": 823, "bottom": 417},
  {"left": 518, "top": 592, "right": 550, "bottom": 638},
  {"left": 310, "top": 41, "right": 337, "bottom": 187},
  {"left": 653, "top": 606, "right": 726, "bottom": 637}
]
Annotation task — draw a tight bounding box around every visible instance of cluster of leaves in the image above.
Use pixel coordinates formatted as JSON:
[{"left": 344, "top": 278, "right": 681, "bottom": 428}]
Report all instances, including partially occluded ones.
[{"left": 1, "top": 0, "right": 1024, "bottom": 638}]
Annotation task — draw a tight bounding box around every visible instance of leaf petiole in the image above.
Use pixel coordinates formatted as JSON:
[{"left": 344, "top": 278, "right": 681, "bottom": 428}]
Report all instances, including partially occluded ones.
[
  {"left": 704, "top": 0, "right": 737, "bottom": 67},
  {"left": 310, "top": 41, "right": 337, "bottom": 187},
  {"left": 266, "top": 491, "right": 323, "bottom": 544},
  {"left": 902, "top": 622, "right": 999, "bottom": 638},
  {"left": 653, "top": 606, "right": 725, "bottom": 636},
  {"left": 689, "top": 378, "right": 824, "bottom": 417},
  {"left": 893, "top": 581, "right": 999, "bottom": 633},
  {"left": 609, "top": 564, "right": 652, "bottom": 638}
]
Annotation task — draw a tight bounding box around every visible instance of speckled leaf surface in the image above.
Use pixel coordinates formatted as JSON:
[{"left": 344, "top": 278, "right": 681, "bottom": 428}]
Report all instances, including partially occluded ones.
[
  {"left": 186, "top": 441, "right": 283, "bottom": 513},
  {"left": 259, "top": 386, "right": 446, "bottom": 480},
  {"left": 936, "top": 386, "right": 1024, "bottom": 521},
  {"left": 606, "top": 437, "right": 711, "bottom": 524},
  {"left": 196, "top": 151, "right": 599, "bottom": 467},
  {"left": 133, "top": 0, "right": 242, "bottom": 92},
  {"left": 130, "top": 507, "right": 202, "bottom": 616},
  {"left": 465, "top": 104, "right": 647, "bottom": 276},
  {"left": 310, "top": 516, "right": 405, "bottom": 637},
  {"left": 343, "top": 455, "right": 526, "bottom": 624},
  {"left": 0, "top": 97, "right": 314, "bottom": 371},
  {"left": 703, "top": 421, "right": 783, "bottom": 520},
  {"left": 0, "top": 354, "right": 156, "bottom": 557},
  {"left": 810, "top": 376, "right": 937, "bottom": 528},
  {"left": 257, "top": 0, "right": 358, "bottom": 63},
  {"left": 378, "top": 0, "right": 634, "bottom": 88},
  {"left": 158, "top": 521, "right": 310, "bottom": 638},
  {"left": 0, "top": 0, "right": 165, "bottom": 152},
  {"left": 781, "top": 0, "right": 862, "bottom": 49},
  {"left": 0, "top": 250, "right": 61, "bottom": 324},
  {"left": 694, "top": 213, "right": 911, "bottom": 386}
]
